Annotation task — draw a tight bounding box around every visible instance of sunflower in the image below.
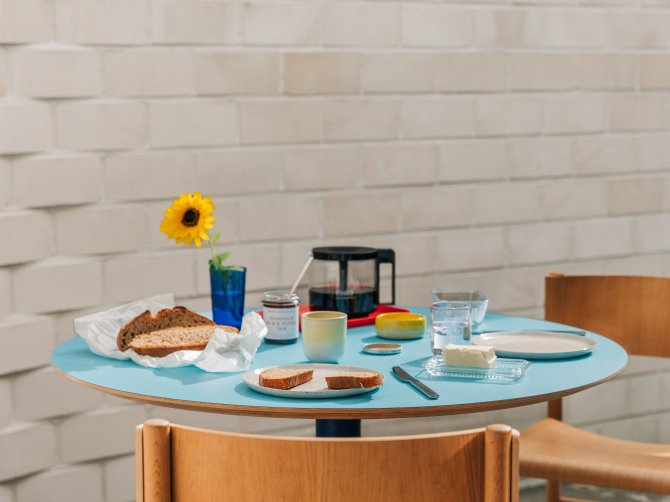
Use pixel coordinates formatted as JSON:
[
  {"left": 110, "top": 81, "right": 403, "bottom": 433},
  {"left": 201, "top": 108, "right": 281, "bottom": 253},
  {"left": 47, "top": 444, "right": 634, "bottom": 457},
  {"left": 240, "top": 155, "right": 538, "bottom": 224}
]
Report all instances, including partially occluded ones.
[{"left": 160, "top": 192, "right": 215, "bottom": 248}]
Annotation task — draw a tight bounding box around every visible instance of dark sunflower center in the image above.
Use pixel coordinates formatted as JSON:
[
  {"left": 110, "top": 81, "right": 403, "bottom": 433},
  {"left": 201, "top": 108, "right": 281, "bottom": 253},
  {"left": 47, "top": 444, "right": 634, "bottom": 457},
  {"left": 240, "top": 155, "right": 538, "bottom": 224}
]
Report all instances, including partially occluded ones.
[{"left": 182, "top": 208, "right": 200, "bottom": 227}]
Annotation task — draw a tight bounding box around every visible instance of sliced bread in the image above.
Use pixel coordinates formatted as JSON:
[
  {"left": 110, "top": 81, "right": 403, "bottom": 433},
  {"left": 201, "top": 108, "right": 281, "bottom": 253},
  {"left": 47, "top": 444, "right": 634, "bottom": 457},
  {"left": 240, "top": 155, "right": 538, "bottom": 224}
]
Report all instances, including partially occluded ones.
[
  {"left": 128, "top": 325, "right": 238, "bottom": 357},
  {"left": 258, "top": 368, "right": 314, "bottom": 390},
  {"left": 325, "top": 372, "right": 383, "bottom": 390},
  {"left": 117, "top": 306, "right": 214, "bottom": 352}
]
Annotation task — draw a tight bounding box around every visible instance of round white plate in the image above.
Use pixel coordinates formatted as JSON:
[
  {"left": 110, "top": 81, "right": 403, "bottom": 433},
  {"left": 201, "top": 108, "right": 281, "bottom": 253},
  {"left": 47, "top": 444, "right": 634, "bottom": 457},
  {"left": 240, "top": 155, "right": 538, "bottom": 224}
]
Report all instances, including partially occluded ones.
[
  {"left": 472, "top": 331, "right": 596, "bottom": 360},
  {"left": 244, "top": 364, "right": 383, "bottom": 399}
]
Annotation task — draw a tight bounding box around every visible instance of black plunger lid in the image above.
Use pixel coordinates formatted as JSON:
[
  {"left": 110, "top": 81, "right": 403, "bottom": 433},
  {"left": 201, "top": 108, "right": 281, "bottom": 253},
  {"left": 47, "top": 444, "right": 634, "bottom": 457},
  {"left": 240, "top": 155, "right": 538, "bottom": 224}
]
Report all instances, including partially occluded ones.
[{"left": 312, "top": 246, "right": 378, "bottom": 261}]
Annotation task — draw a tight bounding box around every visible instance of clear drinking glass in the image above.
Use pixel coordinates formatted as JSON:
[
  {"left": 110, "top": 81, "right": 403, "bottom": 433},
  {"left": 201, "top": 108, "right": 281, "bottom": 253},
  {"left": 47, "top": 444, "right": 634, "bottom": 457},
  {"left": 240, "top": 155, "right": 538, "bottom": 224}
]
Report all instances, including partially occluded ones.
[
  {"left": 430, "top": 289, "right": 488, "bottom": 328},
  {"left": 430, "top": 301, "right": 472, "bottom": 355}
]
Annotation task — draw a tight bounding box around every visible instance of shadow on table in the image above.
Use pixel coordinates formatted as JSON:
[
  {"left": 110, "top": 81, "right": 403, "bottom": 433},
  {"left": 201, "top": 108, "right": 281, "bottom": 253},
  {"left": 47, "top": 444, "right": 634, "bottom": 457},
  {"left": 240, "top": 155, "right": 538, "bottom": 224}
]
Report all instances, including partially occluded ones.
[
  {"left": 231, "top": 381, "right": 380, "bottom": 406},
  {"left": 149, "top": 365, "right": 241, "bottom": 385}
]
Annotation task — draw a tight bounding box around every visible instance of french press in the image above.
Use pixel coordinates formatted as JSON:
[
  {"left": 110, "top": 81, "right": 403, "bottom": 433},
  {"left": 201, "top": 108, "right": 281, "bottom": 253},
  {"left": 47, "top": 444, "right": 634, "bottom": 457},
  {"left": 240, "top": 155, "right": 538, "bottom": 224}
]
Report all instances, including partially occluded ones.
[{"left": 308, "top": 246, "right": 396, "bottom": 318}]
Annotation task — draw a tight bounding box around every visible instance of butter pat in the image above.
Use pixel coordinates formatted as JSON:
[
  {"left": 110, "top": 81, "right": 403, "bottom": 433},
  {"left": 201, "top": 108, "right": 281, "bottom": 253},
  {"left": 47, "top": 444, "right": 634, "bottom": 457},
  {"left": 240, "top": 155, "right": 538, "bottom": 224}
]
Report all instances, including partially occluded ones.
[{"left": 443, "top": 344, "right": 496, "bottom": 368}]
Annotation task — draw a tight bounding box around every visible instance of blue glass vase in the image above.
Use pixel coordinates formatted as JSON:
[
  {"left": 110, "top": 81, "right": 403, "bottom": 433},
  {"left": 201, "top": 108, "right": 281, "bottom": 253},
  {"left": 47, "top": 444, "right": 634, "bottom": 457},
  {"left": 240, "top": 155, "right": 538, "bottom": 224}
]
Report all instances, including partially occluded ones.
[{"left": 209, "top": 266, "right": 246, "bottom": 329}]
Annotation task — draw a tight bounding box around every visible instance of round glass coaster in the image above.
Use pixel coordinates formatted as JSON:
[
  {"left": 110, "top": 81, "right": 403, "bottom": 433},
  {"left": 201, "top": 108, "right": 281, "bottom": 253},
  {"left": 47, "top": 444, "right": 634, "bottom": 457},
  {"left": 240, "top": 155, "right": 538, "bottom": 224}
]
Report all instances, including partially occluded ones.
[{"left": 363, "top": 343, "right": 402, "bottom": 355}]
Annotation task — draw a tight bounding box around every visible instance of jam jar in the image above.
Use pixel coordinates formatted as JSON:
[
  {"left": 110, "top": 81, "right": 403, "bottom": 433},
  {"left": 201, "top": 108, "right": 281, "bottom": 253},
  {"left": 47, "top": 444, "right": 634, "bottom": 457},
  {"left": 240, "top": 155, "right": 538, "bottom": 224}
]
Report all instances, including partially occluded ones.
[{"left": 262, "top": 291, "right": 300, "bottom": 344}]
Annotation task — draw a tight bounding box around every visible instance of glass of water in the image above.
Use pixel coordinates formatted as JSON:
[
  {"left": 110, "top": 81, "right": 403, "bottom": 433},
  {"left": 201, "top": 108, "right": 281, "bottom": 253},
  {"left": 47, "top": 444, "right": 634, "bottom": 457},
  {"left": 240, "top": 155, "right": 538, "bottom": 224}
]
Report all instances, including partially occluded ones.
[{"left": 430, "top": 301, "right": 472, "bottom": 355}]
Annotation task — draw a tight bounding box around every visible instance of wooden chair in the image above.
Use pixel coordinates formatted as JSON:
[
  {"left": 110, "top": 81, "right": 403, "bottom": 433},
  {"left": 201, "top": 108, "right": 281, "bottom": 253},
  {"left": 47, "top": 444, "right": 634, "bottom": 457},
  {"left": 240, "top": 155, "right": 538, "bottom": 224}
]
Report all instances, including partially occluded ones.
[
  {"left": 521, "top": 273, "right": 670, "bottom": 501},
  {"left": 136, "top": 419, "right": 519, "bottom": 502}
]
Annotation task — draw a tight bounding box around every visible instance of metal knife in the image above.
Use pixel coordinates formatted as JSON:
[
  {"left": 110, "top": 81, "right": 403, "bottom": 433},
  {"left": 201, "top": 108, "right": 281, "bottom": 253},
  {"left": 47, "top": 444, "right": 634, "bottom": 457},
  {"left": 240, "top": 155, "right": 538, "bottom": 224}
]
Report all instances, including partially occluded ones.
[
  {"left": 474, "top": 329, "right": 586, "bottom": 336},
  {"left": 392, "top": 366, "right": 439, "bottom": 400}
]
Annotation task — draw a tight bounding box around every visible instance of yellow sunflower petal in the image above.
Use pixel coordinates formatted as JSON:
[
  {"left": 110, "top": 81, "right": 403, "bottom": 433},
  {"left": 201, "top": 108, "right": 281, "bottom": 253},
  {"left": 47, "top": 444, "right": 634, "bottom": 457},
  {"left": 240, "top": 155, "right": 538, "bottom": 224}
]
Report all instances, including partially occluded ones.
[{"left": 161, "top": 192, "right": 222, "bottom": 248}]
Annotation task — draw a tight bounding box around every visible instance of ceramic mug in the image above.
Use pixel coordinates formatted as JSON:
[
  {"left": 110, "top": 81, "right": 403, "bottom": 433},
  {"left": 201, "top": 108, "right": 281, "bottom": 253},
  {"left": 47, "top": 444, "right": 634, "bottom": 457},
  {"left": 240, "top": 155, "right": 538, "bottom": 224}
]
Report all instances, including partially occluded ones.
[{"left": 301, "top": 311, "right": 347, "bottom": 363}]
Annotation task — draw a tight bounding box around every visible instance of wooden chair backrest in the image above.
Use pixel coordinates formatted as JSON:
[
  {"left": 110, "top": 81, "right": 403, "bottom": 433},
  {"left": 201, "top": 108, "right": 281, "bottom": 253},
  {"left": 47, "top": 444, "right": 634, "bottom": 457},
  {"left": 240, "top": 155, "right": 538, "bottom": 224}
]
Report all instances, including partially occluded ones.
[
  {"left": 545, "top": 273, "right": 670, "bottom": 358},
  {"left": 136, "top": 419, "right": 519, "bottom": 502}
]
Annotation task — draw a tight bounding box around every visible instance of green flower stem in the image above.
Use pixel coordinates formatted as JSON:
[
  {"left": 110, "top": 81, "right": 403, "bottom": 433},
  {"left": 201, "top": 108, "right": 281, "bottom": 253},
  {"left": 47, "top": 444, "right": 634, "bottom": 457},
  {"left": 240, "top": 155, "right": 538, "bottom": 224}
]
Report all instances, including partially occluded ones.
[{"left": 206, "top": 230, "right": 240, "bottom": 272}]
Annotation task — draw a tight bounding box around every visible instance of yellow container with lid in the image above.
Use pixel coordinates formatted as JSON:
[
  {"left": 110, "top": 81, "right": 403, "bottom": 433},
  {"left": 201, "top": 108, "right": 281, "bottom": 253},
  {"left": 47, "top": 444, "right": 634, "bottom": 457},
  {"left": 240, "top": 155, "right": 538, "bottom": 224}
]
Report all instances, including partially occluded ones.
[{"left": 375, "top": 313, "right": 426, "bottom": 340}]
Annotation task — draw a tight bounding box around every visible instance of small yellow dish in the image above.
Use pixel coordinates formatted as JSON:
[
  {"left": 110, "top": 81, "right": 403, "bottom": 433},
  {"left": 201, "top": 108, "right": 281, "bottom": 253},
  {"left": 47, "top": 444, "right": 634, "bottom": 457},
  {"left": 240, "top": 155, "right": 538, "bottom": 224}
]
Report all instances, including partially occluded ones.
[{"left": 375, "top": 313, "right": 426, "bottom": 340}]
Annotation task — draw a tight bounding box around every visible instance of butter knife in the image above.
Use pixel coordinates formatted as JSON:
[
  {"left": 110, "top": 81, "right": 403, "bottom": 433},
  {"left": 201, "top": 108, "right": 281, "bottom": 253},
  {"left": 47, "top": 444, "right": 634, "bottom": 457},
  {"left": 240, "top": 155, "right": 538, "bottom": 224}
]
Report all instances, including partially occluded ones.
[
  {"left": 475, "top": 329, "right": 586, "bottom": 336},
  {"left": 392, "top": 366, "right": 439, "bottom": 400}
]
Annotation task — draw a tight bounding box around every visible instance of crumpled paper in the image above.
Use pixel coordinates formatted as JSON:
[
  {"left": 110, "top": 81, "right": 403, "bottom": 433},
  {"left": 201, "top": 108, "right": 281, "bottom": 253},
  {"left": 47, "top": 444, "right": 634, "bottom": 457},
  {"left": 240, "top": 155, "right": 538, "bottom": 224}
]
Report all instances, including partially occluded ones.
[{"left": 73, "top": 293, "right": 267, "bottom": 372}]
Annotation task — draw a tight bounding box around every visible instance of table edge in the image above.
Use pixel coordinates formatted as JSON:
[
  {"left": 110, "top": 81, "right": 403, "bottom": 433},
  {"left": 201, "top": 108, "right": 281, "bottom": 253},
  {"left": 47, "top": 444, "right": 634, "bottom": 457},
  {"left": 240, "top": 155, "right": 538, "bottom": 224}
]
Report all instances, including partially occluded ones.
[{"left": 53, "top": 361, "right": 627, "bottom": 420}]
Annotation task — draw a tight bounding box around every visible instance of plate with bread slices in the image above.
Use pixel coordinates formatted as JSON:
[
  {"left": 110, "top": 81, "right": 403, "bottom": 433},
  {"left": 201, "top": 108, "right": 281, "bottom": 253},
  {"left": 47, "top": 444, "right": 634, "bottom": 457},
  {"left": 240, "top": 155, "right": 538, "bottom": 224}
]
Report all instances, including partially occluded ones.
[{"left": 244, "top": 364, "right": 384, "bottom": 399}]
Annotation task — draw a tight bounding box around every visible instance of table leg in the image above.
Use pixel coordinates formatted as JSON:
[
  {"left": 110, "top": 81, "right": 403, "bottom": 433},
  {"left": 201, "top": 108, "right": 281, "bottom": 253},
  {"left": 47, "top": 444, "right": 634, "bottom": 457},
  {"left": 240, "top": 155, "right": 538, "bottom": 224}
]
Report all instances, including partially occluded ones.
[{"left": 315, "top": 419, "right": 361, "bottom": 437}]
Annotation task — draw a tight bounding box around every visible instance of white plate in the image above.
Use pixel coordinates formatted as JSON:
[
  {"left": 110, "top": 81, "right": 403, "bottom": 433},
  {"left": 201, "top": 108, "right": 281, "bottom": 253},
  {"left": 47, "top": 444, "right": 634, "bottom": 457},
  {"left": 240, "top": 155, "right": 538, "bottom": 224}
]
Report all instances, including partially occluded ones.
[
  {"left": 244, "top": 364, "right": 383, "bottom": 399},
  {"left": 472, "top": 331, "right": 596, "bottom": 360}
]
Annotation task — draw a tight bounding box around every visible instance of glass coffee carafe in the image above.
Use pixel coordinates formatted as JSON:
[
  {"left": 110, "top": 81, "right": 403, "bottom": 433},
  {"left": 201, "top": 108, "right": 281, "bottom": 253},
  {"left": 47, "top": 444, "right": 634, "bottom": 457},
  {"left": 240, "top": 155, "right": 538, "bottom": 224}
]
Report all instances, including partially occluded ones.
[{"left": 308, "top": 246, "right": 395, "bottom": 318}]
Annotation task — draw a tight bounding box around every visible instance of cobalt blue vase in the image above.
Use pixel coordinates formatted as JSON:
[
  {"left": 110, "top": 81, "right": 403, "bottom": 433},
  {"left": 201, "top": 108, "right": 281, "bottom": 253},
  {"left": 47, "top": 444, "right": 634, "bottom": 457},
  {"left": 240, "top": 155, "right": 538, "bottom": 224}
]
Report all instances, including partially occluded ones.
[{"left": 209, "top": 266, "right": 246, "bottom": 329}]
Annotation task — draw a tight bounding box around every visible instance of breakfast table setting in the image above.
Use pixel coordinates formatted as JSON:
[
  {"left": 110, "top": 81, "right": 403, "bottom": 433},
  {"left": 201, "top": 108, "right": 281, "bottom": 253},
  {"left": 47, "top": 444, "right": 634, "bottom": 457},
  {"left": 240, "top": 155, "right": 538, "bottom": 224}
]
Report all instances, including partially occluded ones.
[
  {"left": 51, "top": 193, "right": 629, "bottom": 438},
  {"left": 52, "top": 301, "right": 627, "bottom": 437}
]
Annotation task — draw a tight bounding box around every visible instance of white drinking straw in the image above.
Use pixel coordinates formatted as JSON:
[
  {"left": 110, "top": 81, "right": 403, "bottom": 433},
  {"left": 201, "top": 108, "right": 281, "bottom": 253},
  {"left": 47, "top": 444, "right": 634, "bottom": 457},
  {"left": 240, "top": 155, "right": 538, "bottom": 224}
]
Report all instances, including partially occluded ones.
[{"left": 289, "top": 253, "right": 314, "bottom": 295}]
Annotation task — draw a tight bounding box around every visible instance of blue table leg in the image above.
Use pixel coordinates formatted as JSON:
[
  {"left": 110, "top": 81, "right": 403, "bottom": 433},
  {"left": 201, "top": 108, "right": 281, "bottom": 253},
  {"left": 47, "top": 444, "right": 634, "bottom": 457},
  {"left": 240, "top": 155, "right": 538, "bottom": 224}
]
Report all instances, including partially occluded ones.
[{"left": 315, "top": 419, "right": 361, "bottom": 437}]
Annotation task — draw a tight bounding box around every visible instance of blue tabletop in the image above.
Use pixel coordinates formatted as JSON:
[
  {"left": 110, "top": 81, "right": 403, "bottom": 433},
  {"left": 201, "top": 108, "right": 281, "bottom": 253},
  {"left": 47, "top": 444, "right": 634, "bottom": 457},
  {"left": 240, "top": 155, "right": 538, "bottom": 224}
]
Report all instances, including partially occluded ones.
[{"left": 51, "top": 310, "right": 628, "bottom": 419}]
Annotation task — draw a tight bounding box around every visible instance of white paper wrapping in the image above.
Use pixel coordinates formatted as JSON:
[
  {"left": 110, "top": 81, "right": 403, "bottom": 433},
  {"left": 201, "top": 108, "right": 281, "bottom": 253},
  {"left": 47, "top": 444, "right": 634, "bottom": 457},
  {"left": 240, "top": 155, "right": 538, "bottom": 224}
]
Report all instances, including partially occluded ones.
[{"left": 73, "top": 294, "right": 267, "bottom": 372}]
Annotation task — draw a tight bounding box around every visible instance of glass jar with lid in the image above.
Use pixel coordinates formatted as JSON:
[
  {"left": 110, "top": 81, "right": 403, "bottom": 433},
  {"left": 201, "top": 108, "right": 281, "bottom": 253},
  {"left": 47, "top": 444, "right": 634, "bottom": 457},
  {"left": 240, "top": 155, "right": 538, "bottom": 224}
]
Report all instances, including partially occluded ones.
[{"left": 262, "top": 291, "right": 300, "bottom": 344}]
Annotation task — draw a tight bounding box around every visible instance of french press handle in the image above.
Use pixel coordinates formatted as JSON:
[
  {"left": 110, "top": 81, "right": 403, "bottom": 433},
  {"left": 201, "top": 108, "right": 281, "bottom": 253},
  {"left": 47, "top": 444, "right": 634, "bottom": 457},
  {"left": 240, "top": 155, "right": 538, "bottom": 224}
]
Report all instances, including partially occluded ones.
[{"left": 375, "top": 249, "right": 396, "bottom": 306}]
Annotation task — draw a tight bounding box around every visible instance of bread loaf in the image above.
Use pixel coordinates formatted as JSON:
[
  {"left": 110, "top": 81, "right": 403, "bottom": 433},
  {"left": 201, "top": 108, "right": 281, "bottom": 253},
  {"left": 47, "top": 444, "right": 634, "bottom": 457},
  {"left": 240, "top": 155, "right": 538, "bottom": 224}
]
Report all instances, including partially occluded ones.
[
  {"left": 128, "top": 325, "right": 238, "bottom": 358},
  {"left": 258, "top": 368, "right": 314, "bottom": 390},
  {"left": 117, "top": 306, "right": 215, "bottom": 351},
  {"left": 325, "top": 372, "right": 383, "bottom": 390}
]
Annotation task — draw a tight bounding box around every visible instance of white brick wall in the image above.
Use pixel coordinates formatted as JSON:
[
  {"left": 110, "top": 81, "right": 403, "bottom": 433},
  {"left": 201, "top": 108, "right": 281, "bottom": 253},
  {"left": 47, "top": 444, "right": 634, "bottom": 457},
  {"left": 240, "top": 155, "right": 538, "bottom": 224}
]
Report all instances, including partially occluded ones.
[
  {"left": 0, "top": 0, "right": 51, "bottom": 44},
  {"left": 0, "top": 211, "right": 52, "bottom": 266},
  {"left": 55, "top": 102, "right": 148, "bottom": 151},
  {"left": 15, "top": 465, "right": 104, "bottom": 502},
  {"left": 11, "top": 47, "right": 101, "bottom": 99},
  {"left": 13, "top": 367, "right": 105, "bottom": 421},
  {"left": 0, "top": 379, "right": 11, "bottom": 430},
  {"left": 12, "top": 156, "right": 103, "bottom": 208},
  {"left": 2, "top": 1, "right": 670, "bottom": 500},
  {"left": 0, "top": 317, "right": 54, "bottom": 375},
  {"left": 102, "top": 456, "right": 135, "bottom": 502},
  {"left": 58, "top": 407, "right": 147, "bottom": 463},
  {"left": 0, "top": 103, "right": 51, "bottom": 154},
  {"left": 0, "top": 422, "right": 57, "bottom": 482}
]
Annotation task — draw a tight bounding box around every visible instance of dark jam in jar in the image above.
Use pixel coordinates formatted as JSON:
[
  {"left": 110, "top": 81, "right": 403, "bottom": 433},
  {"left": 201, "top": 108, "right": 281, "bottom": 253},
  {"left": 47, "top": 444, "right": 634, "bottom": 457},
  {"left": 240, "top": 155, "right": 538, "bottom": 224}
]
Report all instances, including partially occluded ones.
[{"left": 262, "top": 291, "right": 299, "bottom": 344}]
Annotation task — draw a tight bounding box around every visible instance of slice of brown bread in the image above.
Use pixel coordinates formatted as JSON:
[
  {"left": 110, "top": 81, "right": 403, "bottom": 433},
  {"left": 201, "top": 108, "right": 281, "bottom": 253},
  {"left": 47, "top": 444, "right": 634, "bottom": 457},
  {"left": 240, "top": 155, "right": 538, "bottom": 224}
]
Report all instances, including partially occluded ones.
[
  {"left": 117, "top": 306, "right": 215, "bottom": 351},
  {"left": 128, "top": 325, "right": 238, "bottom": 358},
  {"left": 325, "top": 372, "right": 384, "bottom": 390},
  {"left": 258, "top": 368, "right": 314, "bottom": 390}
]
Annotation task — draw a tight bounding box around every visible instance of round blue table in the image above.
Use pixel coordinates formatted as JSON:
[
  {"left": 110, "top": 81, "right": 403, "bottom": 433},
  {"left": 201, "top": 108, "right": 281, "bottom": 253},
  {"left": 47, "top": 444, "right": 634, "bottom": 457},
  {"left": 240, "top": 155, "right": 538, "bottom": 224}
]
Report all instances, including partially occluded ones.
[{"left": 52, "top": 310, "right": 627, "bottom": 437}]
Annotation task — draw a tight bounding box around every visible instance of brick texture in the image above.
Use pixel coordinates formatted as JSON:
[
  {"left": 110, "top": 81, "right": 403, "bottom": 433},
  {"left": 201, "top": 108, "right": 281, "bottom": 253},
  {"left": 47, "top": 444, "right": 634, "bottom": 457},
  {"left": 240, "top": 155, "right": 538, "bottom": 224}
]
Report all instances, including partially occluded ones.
[{"left": 2, "top": 1, "right": 670, "bottom": 500}]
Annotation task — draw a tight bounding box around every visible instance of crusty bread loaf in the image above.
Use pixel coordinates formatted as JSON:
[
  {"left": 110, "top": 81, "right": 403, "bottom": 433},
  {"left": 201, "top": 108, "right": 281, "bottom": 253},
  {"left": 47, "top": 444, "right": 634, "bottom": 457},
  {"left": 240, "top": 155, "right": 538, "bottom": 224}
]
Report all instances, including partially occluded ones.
[
  {"left": 258, "top": 368, "right": 314, "bottom": 390},
  {"left": 117, "top": 306, "right": 215, "bottom": 351},
  {"left": 128, "top": 325, "right": 238, "bottom": 357},
  {"left": 325, "top": 372, "right": 384, "bottom": 390}
]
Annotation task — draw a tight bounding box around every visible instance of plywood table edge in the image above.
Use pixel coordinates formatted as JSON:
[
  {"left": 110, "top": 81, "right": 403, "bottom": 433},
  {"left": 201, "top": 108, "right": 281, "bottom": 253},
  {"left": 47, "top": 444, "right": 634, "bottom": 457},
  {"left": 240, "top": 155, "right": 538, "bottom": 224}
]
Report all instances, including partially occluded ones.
[{"left": 52, "top": 362, "right": 627, "bottom": 420}]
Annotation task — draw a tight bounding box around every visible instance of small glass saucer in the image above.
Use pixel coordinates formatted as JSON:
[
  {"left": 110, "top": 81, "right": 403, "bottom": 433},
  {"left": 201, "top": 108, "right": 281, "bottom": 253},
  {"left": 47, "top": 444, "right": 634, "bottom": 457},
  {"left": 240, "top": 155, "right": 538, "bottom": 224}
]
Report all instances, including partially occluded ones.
[
  {"left": 363, "top": 343, "right": 402, "bottom": 355},
  {"left": 422, "top": 356, "right": 530, "bottom": 383}
]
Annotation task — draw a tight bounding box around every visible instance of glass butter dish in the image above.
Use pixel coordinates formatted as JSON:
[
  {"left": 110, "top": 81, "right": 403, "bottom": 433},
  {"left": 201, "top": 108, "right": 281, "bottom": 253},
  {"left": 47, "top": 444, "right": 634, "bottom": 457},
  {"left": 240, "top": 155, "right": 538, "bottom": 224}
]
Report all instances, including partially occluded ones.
[{"left": 422, "top": 356, "right": 530, "bottom": 383}]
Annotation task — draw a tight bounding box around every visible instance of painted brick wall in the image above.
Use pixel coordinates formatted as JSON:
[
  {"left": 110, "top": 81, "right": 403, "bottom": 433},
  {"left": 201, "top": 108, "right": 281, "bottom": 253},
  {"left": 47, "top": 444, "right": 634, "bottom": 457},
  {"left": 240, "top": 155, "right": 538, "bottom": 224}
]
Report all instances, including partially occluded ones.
[{"left": 2, "top": 0, "right": 670, "bottom": 500}]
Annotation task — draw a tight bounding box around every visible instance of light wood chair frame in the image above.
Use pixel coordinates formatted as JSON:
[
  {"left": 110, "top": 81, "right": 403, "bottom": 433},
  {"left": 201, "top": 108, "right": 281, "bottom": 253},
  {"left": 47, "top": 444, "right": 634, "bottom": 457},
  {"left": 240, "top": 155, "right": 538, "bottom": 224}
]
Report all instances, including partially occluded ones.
[
  {"left": 136, "top": 419, "right": 519, "bottom": 502},
  {"left": 521, "top": 272, "right": 670, "bottom": 502}
]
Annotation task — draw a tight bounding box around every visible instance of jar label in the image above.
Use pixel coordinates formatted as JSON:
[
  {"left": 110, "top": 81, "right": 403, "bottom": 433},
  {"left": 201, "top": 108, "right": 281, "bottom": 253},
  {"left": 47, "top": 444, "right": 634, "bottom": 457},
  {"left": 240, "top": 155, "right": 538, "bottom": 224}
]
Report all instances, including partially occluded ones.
[{"left": 264, "top": 306, "right": 299, "bottom": 341}]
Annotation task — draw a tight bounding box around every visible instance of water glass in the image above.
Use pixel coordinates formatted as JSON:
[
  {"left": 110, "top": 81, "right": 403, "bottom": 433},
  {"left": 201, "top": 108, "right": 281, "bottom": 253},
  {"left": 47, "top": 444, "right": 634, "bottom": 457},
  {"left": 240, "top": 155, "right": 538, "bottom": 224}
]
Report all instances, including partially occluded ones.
[
  {"left": 430, "top": 301, "right": 472, "bottom": 355},
  {"left": 430, "top": 289, "right": 488, "bottom": 328}
]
